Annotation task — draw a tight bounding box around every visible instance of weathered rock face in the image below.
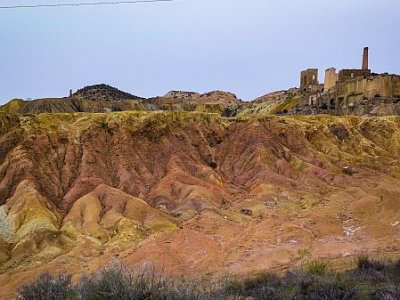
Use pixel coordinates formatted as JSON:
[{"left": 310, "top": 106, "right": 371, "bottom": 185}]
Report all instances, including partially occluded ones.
[
  {"left": 142, "top": 90, "right": 242, "bottom": 115},
  {"left": 1, "top": 111, "right": 400, "bottom": 298},
  {"left": 163, "top": 91, "right": 200, "bottom": 99},
  {"left": 162, "top": 90, "right": 241, "bottom": 105}
]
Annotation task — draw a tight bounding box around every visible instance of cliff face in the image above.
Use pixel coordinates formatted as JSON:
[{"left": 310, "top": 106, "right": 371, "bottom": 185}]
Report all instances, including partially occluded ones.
[{"left": 1, "top": 111, "right": 400, "bottom": 298}]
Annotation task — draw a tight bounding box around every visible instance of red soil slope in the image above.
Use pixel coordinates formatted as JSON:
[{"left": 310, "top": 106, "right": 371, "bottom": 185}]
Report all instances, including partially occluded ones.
[{"left": 0, "top": 112, "right": 400, "bottom": 298}]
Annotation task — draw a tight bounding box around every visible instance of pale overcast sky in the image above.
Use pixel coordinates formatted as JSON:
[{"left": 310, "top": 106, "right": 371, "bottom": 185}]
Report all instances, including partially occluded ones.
[{"left": 0, "top": 0, "right": 399, "bottom": 103}]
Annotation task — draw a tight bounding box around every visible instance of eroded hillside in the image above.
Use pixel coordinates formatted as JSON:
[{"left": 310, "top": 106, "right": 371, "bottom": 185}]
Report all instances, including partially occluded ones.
[
  {"left": 1, "top": 111, "right": 400, "bottom": 298},
  {"left": 0, "top": 85, "right": 242, "bottom": 116}
]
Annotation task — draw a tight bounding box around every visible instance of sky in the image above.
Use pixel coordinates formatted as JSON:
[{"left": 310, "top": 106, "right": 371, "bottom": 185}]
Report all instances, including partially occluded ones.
[{"left": 0, "top": 0, "right": 399, "bottom": 103}]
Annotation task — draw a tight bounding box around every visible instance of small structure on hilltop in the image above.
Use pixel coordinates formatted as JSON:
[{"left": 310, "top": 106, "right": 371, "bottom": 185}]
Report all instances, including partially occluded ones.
[{"left": 296, "top": 47, "right": 400, "bottom": 116}]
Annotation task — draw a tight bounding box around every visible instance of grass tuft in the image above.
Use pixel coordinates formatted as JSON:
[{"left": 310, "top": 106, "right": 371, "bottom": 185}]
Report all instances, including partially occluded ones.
[{"left": 304, "top": 260, "right": 330, "bottom": 276}]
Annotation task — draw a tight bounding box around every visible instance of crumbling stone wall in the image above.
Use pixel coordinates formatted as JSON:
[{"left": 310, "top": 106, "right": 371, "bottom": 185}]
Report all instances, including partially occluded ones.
[
  {"left": 324, "top": 68, "right": 338, "bottom": 91},
  {"left": 338, "top": 69, "right": 371, "bottom": 82},
  {"left": 336, "top": 75, "right": 400, "bottom": 102},
  {"left": 300, "top": 69, "right": 319, "bottom": 93}
]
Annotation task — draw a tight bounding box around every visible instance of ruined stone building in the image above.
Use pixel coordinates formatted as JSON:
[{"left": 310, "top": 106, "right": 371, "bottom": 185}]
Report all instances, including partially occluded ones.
[
  {"left": 298, "top": 47, "right": 400, "bottom": 116},
  {"left": 300, "top": 69, "right": 323, "bottom": 93}
]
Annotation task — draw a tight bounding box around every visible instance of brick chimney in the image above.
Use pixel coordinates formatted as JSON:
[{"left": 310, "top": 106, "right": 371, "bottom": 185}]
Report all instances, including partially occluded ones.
[{"left": 362, "top": 47, "right": 369, "bottom": 70}]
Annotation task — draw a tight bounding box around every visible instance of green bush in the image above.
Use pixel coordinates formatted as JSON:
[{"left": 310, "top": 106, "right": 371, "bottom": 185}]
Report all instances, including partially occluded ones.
[
  {"left": 357, "top": 254, "right": 385, "bottom": 271},
  {"left": 304, "top": 260, "right": 330, "bottom": 276}
]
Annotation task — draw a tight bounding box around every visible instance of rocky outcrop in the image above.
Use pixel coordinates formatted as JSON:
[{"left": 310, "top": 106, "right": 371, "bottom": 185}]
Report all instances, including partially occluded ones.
[
  {"left": 163, "top": 90, "right": 241, "bottom": 105},
  {"left": 163, "top": 91, "right": 200, "bottom": 99}
]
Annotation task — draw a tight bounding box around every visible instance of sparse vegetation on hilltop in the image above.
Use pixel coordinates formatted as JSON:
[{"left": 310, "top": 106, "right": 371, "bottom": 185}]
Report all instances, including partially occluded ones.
[{"left": 72, "top": 84, "right": 142, "bottom": 101}]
